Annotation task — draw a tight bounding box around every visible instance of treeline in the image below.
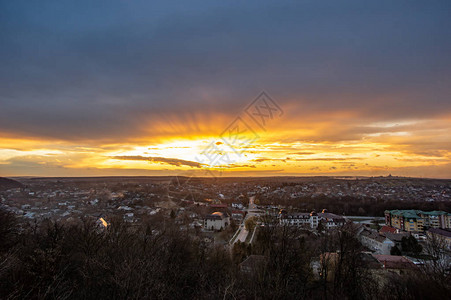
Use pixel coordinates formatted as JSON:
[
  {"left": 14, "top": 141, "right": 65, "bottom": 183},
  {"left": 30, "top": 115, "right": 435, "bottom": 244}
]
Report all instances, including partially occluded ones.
[
  {"left": 1, "top": 209, "right": 450, "bottom": 299},
  {"left": 257, "top": 194, "right": 451, "bottom": 216}
]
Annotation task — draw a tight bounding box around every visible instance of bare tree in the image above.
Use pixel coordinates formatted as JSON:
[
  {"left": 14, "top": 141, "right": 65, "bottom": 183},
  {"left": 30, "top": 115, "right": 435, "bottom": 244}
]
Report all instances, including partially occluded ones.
[{"left": 422, "top": 232, "right": 451, "bottom": 290}]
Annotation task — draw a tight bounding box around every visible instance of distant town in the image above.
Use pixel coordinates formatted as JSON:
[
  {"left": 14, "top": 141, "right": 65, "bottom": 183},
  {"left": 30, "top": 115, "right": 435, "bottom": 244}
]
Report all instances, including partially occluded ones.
[
  {"left": 1, "top": 175, "right": 450, "bottom": 298},
  {"left": 2, "top": 175, "right": 450, "bottom": 227},
  {"left": 1, "top": 175, "right": 451, "bottom": 252}
]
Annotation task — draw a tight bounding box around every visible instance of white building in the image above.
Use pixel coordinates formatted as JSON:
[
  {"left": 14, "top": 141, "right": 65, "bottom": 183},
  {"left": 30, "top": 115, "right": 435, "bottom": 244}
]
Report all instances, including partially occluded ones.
[
  {"left": 123, "top": 212, "right": 134, "bottom": 222},
  {"left": 279, "top": 211, "right": 318, "bottom": 228},
  {"left": 359, "top": 228, "right": 395, "bottom": 255},
  {"left": 204, "top": 212, "right": 230, "bottom": 231},
  {"left": 232, "top": 203, "right": 244, "bottom": 210},
  {"left": 279, "top": 210, "right": 345, "bottom": 229},
  {"left": 319, "top": 212, "right": 346, "bottom": 229}
]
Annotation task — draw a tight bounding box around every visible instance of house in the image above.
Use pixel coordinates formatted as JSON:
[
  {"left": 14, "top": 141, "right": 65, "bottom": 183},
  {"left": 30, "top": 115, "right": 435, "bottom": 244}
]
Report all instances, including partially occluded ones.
[
  {"left": 379, "top": 225, "right": 397, "bottom": 235},
  {"left": 232, "top": 203, "right": 244, "bottom": 210},
  {"left": 315, "top": 251, "right": 382, "bottom": 282},
  {"left": 359, "top": 228, "right": 395, "bottom": 255},
  {"left": 382, "top": 232, "right": 411, "bottom": 249},
  {"left": 210, "top": 204, "right": 228, "bottom": 209},
  {"left": 372, "top": 254, "right": 418, "bottom": 275},
  {"left": 118, "top": 205, "right": 133, "bottom": 211},
  {"left": 123, "top": 212, "right": 134, "bottom": 222},
  {"left": 427, "top": 228, "right": 451, "bottom": 250},
  {"left": 96, "top": 217, "right": 109, "bottom": 230},
  {"left": 231, "top": 210, "right": 245, "bottom": 221},
  {"left": 319, "top": 212, "right": 346, "bottom": 229},
  {"left": 204, "top": 212, "right": 230, "bottom": 231}
]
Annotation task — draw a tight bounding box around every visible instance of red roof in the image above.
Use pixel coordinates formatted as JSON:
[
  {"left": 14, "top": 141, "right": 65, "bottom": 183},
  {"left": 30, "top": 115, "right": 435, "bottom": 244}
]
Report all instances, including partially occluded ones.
[
  {"left": 372, "top": 255, "right": 417, "bottom": 270},
  {"left": 380, "top": 226, "right": 397, "bottom": 234},
  {"left": 210, "top": 204, "right": 228, "bottom": 208}
]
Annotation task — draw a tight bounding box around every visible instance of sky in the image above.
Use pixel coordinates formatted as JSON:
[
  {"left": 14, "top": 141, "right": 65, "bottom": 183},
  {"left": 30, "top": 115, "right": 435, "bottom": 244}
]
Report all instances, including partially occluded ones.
[{"left": 1, "top": 0, "right": 450, "bottom": 178}]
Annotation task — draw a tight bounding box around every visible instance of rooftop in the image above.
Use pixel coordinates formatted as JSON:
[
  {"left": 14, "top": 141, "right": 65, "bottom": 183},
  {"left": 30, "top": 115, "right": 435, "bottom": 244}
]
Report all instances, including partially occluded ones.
[
  {"left": 372, "top": 254, "right": 417, "bottom": 270},
  {"left": 380, "top": 226, "right": 397, "bottom": 234},
  {"left": 428, "top": 228, "right": 451, "bottom": 238},
  {"left": 205, "top": 211, "right": 228, "bottom": 220}
]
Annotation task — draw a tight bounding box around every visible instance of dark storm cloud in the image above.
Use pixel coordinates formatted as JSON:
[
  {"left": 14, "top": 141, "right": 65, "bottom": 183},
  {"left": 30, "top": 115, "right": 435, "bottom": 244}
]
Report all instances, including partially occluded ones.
[
  {"left": 112, "top": 155, "right": 203, "bottom": 168},
  {"left": 1, "top": 0, "right": 450, "bottom": 141},
  {"left": 254, "top": 157, "right": 363, "bottom": 163}
]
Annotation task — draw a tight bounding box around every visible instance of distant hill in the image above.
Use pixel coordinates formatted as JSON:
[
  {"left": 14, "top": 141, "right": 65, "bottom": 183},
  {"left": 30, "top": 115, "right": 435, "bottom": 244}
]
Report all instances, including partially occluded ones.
[
  {"left": 14, "top": 175, "right": 451, "bottom": 184},
  {"left": 0, "top": 177, "right": 23, "bottom": 191}
]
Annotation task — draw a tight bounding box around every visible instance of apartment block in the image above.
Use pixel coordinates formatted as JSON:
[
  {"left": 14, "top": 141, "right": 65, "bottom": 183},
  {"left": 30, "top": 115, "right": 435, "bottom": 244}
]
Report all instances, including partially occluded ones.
[{"left": 385, "top": 210, "right": 451, "bottom": 232}]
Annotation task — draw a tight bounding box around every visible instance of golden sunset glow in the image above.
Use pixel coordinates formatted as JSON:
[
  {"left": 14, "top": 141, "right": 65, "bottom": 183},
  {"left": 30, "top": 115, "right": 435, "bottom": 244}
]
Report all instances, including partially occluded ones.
[{"left": 1, "top": 111, "right": 450, "bottom": 178}]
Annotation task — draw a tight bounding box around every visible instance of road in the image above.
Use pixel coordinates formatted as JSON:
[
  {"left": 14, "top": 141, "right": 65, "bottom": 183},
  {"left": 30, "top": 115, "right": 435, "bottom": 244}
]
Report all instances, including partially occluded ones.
[
  {"left": 230, "top": 196, "right": 263, "bottom": 244},
  {"left": 345, "top": 216, "right": 384, "bottom": 225},
  {"left": 235, "top": 224, "right": 249, "bottom": 243},
  {"left": 249, "top": 196, "right": 257, "bottom": 209}
]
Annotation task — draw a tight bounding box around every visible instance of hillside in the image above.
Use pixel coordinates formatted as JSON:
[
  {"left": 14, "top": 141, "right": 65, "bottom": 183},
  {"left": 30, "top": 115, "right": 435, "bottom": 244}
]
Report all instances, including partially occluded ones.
[{"left": 0, "top": 177, "right": 23, "bottom": 191}]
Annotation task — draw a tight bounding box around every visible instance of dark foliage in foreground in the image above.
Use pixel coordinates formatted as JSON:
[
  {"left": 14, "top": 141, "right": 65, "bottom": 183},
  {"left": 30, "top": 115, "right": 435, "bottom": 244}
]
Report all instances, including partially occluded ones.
[{"left": 1, "top": 209, "right": 450, "bottom": 299}]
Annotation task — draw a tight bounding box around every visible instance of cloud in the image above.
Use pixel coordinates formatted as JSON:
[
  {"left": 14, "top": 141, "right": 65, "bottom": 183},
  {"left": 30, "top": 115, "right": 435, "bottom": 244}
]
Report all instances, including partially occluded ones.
[
  {"left": 295, "top": 157, "right": 365, "bottom": 161},
  {"left": 0, "top": 1, "right": 450, "bottom": 143},
  {"left": 254, "top": 157, "right": 364, "bottom": 162},
  {"left": 287, "top": 151, "right": 316, "bottom": 156},
  {"left": 226, "top": 164, "right": 257, "bottom": 169},
  {"left": 111, "top": 155, "right": 203, "bottom": 168},
  {"left": 253, "top": 158, "right": 285, "bottom": 163}
]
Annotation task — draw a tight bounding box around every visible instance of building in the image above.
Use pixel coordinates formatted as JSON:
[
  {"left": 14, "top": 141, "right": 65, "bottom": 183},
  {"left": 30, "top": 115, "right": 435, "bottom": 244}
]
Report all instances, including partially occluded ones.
[
  {"left": 232, "top": 203, "right": 244, "bottom": 210},
  {"left": 204, "top": 212, "right": 230, "bottom": 231},
  {"left": 382, "top": 232, "right": 411, "bottom": 249},
  {"left": 279, "top": 210, "right": 318, "bottom": 228},
  {"left": 316, "top": 252, "right": 384, "bottom": 281},
  {"left": 372, "top": 254, "right": 418, "bottom": 275},
  {"left": 385, "top": 210, "right": 451, "bottom": 232},
  {"left": 379, "top": 225, "right": 398, "bottom": 234},
  {"left": 231, "top": 210, "right": 245, "bottom": 221},
  {"left": 210, "top": 204, "right": 228, "bottom": 209},
  {"left": 427, "top": 228, "right": 451, "bottom": 250},
  {"left": 279, "top": 210, "right": 345, "bottom": 229},
  {"left": 359, "top": 228, "right": 395, "bottom": 255},
  {"left": 319, "top": 212, "right": 346, "bottom": 229}
]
